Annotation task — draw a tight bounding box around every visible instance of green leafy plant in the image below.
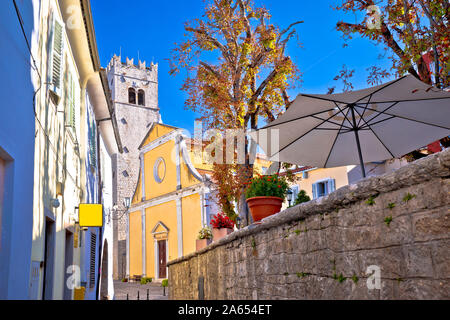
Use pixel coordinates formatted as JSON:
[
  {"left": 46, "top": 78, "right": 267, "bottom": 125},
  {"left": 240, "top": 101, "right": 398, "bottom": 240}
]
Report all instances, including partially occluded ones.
[
  {"left": 245, "top": 174, "right": 289, "bottom": 200},
  {"left": 351, "top": 275, "right": 359, "bottom": 284},
  {"left": 293, "top": 190, "right": 311, "bottom": 206},
  {"left": 197, "top": 227, "right": 213, "bottom": 240},
  {"left": 294, "top": 229, "right": 301, "bottom": 235},
  {"left": 403, "top": 193, "right": 416, "bottom": 202},
  {"left": 365, "top": 196, "right": 376, "bottom": 206},
  {"left": 384, "top": 216, "right": 393, "bottom": 227},
  {"left": 121, "top": 278, "right": 128, "bottom": 283},
  {"left": 251, "top": 237, "right": 256, "bottom": 250},
  {"left": 161, "top": 279, "right": 168, "bottom": 287},
  {"left": 337, "top": 274, "right": 346, "bottom": 283},
  {"left": 140, "top": 277, "right": 152, "bottom": 285},
  {"left": 387, "top": 202, "right": 396, "bottom": 210},
  {"left": 296, "top": 272, "right": 310, "bottom": 278}
]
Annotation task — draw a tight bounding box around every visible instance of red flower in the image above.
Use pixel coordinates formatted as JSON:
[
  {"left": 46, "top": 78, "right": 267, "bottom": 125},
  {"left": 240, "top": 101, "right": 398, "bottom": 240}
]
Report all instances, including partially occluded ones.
[
  {"left": 278, "top": 185, "right": 281, "bottom": 188},
  {"left": 210, "top": 212, "right": 235, "bottom": 229}
]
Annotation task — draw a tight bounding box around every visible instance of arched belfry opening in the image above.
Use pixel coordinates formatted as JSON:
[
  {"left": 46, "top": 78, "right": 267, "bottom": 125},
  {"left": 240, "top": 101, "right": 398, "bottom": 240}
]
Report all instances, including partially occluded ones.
[
  {"left": 138, "top": 89, "right": 145, "bottom": 106},
  {"left": 128, "top": 88, "right": 136, "bottom": 104}
]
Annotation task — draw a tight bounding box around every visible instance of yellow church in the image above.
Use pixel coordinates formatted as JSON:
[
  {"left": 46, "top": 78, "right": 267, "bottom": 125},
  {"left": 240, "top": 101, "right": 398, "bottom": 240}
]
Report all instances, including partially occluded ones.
[
  {"left": 126, "top": 122, "right": 270, "bottom": 280},
  {"left": 127, "top": 123, "right": 207, "bottom": 280}
]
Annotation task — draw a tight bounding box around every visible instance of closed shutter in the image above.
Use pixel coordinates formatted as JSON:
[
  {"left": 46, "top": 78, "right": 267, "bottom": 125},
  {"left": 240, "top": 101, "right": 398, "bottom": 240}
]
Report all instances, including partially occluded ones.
[
  {"left": 327, "top": 179, "right": 336, "bottom": 194},
  {"left": 292, "top": 185, "right": 299, "bottom": 199},
  {"left": 90, "top": 122, "right": 97, "bottom": 167},
  {"left": 67, "top": 72, "right": 75, "bottom": 129},
  {"left": 312, "top": 183, "right": 318, "bottom": 199},
  {"left": 48, "top": 13, "right": 64, "bottom": 96},
  {"left": 205, "top": 193, "right": 212, "bottom": 226},
  {"left": 89, "top": 233, "right": 97, "bottom": 289}
]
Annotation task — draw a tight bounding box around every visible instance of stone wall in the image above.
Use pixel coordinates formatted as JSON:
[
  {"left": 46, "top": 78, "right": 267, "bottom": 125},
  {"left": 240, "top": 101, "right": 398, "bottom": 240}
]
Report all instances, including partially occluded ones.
[{"left": 168, "top": 149, "right": 450, "bottom": 300}]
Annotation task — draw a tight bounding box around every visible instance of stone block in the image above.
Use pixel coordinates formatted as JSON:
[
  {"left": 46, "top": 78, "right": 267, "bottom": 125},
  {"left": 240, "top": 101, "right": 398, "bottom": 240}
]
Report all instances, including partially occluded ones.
[
  {"left": 397, "top": 279, "right": 450, "bottom": 299},
  {"left": 431, "top": 240, "right": 450, "bottom": 279},
  {"left": 358, "top": 247, "right": 406, "bottom": 279},
  {"left": 403, "top": 244, "right": 434, "bottom": 278},
  {"left": 412, "top": 208, "right": 450, "bottom": 242}
]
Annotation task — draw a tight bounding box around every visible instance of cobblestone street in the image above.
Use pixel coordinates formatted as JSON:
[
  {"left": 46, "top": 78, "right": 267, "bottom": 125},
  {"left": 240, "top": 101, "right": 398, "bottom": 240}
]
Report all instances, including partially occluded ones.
[{"left": 113, "top": 281, "right": 169, "bottom": 300}]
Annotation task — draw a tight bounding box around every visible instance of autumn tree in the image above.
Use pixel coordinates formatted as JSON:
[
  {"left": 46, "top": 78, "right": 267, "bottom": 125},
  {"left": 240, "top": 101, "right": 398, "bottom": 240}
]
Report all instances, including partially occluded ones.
[
  {"left": 169, "top": 0, "right": 302, "bottom": 225},
  {"left": 334, "top": 0, "right": 449, "bottom": 87},
  {"left": 333, "top": 0, "right": 449, "bottom": 158}
]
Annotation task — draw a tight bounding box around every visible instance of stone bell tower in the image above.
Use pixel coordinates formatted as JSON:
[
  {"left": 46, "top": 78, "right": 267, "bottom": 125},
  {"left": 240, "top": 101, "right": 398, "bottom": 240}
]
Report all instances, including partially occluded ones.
[{"left": 106, "top": 54, "right": 160, "bottom": 279}]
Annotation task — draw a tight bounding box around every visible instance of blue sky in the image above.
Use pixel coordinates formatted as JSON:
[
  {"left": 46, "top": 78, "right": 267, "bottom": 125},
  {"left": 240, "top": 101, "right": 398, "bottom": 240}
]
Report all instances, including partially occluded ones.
[{"left": 91, "top": 0, "right": 393, "bottom": 132}]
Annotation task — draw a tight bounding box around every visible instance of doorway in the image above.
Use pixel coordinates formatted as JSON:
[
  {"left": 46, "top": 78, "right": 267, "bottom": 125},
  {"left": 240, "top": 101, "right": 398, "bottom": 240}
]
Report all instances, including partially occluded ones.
[
  {"left": 99, "top": 240, "right": 109, "bottom": 300},
  {"left": 42, "top": 219, "right": 55, "bottom": 300},
  {"left": 157, "top": 240, "right": 167, "bottom": 279},
  {"left": 63, "top": 230, "right": 74, "bottom": 300}
]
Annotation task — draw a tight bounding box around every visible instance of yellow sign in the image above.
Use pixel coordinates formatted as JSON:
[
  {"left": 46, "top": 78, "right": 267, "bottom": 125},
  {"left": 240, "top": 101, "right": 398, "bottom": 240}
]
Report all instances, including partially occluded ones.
[{"left": 78, "top": 204, "right": 103, "bottom": 227}]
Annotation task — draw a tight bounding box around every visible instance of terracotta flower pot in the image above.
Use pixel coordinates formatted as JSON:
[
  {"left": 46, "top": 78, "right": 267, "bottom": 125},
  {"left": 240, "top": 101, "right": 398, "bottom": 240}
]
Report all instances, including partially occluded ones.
[
  {"left": 246, "top": 196, "right": 283, "bottom": 222},
  {"left": 212, "top": 228, "right": 233, "bottom": 242},
  {"left": 196, "top": 238, "right": 212, "bottom": 251}
]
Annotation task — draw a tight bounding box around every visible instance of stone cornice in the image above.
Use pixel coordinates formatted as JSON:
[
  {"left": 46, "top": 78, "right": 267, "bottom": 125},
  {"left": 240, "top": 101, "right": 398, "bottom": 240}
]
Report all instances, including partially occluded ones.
[{"left": 129, "top": 182, "right": 205, "bottom": 212}]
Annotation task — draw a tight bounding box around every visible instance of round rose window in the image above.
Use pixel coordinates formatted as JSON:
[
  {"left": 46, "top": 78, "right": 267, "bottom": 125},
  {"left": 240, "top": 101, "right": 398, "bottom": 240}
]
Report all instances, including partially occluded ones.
[{"left": 153, "top": 157, "right": 166, "bottom": 183}]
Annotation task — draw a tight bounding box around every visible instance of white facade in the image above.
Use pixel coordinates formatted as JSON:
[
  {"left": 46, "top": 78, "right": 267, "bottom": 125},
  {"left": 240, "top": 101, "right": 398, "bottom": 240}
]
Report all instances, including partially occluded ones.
[{"left": 0, "top": 0, "right": 40, "bottom": 300}]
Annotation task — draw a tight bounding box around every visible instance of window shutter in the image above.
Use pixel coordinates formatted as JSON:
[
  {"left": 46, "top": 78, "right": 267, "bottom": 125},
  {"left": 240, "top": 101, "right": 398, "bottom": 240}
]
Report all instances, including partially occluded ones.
[
  {"left": 90, "top": 122, "right": 97, "bottom": 167},
  {"left": 70, "top": 77, "right": 75, "bottom": 128},
  {"left": 292, "top": 185, "right": 299, "bottom": 201},
  {"left": 205, "top": 193, "right": 212, "bottom": 226},
  {"left": 328, "top": 179, "right": 336, "bottom": 194},
  {"left": 67, "top": 73, "right": 76, "bottom": 129},
  {"left": 312, "top": 183, "right": 318, "bottom": 199},
  {"left": 89, "top": 233, "right": 97, "bottom": 289},
  {"left": 48, "top": 14, "right": 64, "bottom": 97}
]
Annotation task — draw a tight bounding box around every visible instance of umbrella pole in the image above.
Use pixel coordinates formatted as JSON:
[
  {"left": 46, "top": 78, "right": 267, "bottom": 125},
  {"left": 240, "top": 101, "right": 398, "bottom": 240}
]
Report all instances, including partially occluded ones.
[{"left": 350, "top": 105, "right": 366, "bottom": 178}]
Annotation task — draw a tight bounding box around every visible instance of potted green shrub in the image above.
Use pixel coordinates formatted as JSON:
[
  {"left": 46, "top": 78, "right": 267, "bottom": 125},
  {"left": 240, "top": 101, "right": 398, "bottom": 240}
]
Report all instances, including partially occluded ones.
[
  {"left": 210, "top": 213, "right": 235, "bottom": 241},
  {"left": 196, "top": 227, "right": 213, "bottom": 251},
  {"left": 245, "top": 174, "right": 289, "bottom": 222}
]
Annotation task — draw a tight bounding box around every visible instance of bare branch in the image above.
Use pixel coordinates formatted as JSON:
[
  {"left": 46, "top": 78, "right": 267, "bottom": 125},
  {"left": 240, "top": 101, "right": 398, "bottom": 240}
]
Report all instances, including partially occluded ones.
[{"left": 185, "top": 27, "right": 234, "bottom": 65}]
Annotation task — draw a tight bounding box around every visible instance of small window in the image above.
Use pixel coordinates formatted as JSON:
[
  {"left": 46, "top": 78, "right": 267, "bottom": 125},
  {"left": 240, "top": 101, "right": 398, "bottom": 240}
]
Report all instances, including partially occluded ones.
[
  {"left": 317, "top": 182, "right": 326, "bottom": 197},
  {"left": 312, "top": 179, "right": 335, "bottom": 199},
  {"left": 122, "top": 170, "right": 129, "bottom": 177},
  {"left": 128, "top": 88, "right": 136, "bottom": 104},
  {"left": 120, "top": 118, "right": 127, "bottom": 124},
  {"left": 123, "top": 147, "right": 129, "bottom": 153},
  {"left": 138, "top": 89, "right": 145, "bottom": 106}
]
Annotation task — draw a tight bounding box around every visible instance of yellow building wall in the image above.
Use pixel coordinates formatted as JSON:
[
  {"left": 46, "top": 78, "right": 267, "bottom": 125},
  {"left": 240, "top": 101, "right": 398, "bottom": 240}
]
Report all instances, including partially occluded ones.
[
  {"left": 129, "top": 210, "right": 142, "bottom": 277},
  {"left": 144, "top": 141, "right": 178, "bottom": 199},
  {"left": 181, "top": 194, "right": 202, "bottom": 256},
  {"left": 180, "top": 161, "right": 202, "bottom": 189},
  {"left": 145, "top": 200, "right": 178, "bottom": 278},
  {"left": 296, "top": 166, "right": 349, "bottom": 199},
  {"left": 132, "top": 173, "right": 142, "bottom": 204}
]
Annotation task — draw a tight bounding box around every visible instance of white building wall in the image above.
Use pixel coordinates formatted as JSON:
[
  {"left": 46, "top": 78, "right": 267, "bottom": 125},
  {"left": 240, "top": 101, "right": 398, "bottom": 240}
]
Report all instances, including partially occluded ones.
[{"left": 0, "top": 0, "right": 40, "bottom": 300}]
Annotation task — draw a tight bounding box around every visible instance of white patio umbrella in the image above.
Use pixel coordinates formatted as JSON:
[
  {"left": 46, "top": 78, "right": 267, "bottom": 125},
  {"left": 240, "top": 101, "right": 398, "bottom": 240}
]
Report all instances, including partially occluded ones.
[{"left": 250, "top": 74, "right": 450, "bottom": 177}]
